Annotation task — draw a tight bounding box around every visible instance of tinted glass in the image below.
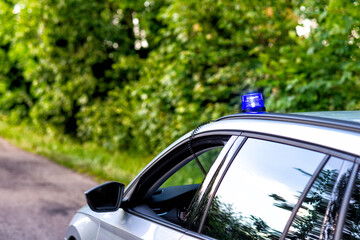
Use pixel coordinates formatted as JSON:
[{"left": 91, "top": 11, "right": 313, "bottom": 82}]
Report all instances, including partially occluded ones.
[
  {"left": 161, "top": 147, "right": 223, "bottom": 188},
  {"left": 202, "top": 138, "right": 325, "bottom": 239},
  {"left": 343, "top": 167, "right": 360, "bottom": 239},
  {"left": 288, "top": 157, "right": 353, "bottom": 239}
]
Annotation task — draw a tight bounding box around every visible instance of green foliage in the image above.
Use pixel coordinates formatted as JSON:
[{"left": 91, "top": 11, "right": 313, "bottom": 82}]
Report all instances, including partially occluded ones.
[
  {"left": 259, "top": 0, "right": 360, "bottom": 112},
  {"left": 128, "top": 0, "right": 304, "bottom": 150},
  {"left": 0, "top": 0, "right": 359, "bottom": 154},
  {"left": 0, "top": 0, "right": 144, "bottom": 139}
]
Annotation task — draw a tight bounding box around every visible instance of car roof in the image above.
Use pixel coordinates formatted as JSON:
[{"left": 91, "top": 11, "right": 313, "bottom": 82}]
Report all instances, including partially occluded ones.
[
  {"left": 216, "top": 111, "right": 360, "bottom": 133},
  {"left": 294, "top": 111, "right": 360, "bottom": 124},
  {"left": 206, "top": 111, "right": 360, "bottom": 157},
  {"left": 147, "top": 111, "right": 360, "bottom": 164}
]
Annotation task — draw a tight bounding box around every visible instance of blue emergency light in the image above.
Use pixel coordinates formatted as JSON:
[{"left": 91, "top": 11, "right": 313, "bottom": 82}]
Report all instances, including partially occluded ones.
[{"left": 241, "top": 93, "right": 266, "bottom": 113}]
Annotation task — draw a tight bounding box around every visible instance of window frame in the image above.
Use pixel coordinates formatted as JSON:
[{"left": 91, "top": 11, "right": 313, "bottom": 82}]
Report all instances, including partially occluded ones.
[{"left": 127, "top": 133, "right": 236, "bottom": 204}]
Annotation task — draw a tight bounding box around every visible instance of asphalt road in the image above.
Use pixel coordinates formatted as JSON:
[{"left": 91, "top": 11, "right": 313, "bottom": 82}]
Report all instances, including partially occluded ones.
[{"left": 0, "top": 137, "right": 97, "bottom": 239}]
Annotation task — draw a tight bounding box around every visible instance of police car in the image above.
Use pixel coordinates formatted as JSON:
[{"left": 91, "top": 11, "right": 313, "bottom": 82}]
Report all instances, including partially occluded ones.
[{"left": 65, "top": 93, "right": 360, "bottom": 240}]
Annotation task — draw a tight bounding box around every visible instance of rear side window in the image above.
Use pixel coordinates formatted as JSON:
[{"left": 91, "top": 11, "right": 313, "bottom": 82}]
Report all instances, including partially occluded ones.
[
  {"left": 287, "top": 157, "right": 353, "bottom": 239},
  {"left": 202, "top": 138, "right": 326, "bottom": 239}
]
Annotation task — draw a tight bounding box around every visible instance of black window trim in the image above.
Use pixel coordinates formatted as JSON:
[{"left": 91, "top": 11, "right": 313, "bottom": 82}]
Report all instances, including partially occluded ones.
[{"left": 182, "top": 136, "right": 244, "bottom": 232}]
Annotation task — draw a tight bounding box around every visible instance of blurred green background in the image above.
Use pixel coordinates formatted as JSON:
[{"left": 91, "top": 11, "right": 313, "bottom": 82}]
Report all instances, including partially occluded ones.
[{"left": 0, "top": 0, "right": 359, "bottom": 182}]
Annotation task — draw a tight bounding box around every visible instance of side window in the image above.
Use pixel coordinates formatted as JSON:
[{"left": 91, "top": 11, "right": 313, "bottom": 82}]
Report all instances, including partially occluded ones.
[
  {"left": 202, "top": 138, "right": 326, "bottom": 239},
  {"left": 161, "top": 147, "right": 223, "bottom": 188},
  {"left": 287, "top": 157, "right": 353, "bottom": 239},
  {"left": 142, "top": 135, "right": 235, "bottom": 225}
]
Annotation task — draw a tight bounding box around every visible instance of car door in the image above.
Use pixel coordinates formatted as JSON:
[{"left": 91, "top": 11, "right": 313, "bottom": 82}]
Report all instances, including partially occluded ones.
[
  {"left": 183, "top": 136, "right": 359, "bottom": 239},
  {"left": 97, "top": 134, "right": 241, "bottom": 240}
]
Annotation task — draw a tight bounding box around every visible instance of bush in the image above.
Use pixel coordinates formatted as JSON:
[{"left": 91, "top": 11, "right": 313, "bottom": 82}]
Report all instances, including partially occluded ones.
[{"left": 0, "top": 0, "right": 359, "bottom": 154}]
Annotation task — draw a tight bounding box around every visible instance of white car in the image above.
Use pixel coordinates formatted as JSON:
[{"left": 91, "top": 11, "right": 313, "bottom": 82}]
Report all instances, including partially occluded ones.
[{"left": 65, "top": 93, "right": 360, "bottom": 240}]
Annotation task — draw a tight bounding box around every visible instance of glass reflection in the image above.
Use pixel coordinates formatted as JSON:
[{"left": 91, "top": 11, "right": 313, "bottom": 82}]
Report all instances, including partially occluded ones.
[
  {"left": 287, "top": 158, "right": 353, "bottom": 239},
  {"left": 202, "top": 138, "right": 326, "bottom": 239},
  {"left": 343, "top": 169, "right": 360, "bottom": 239}
]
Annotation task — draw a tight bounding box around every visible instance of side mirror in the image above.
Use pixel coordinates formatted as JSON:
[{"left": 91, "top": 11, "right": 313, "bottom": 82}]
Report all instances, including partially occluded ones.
[{"left": 85, "top": 181, "right": 125, "bottom": 212}]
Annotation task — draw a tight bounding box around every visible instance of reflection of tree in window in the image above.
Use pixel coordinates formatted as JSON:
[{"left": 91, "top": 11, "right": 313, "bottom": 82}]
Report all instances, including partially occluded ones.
[
  {"left": 321, "top": 167, "right": 350, "bottom": 239},
  {"left": 285, "top": 168, "right": 340, "bottom": 239},
  {"left": 204, "top": 167, "right": 342, "bottom": 240},
  {"left": 283, "top": 159, "right": 353, "bottom": 239},
  {"left": 343, "top": 171, "right": 360, "bottom": 239},
  {"left": 202, "top": 138, "right": 327, "bottom": 240},
  {"left": 203, "top": 196, "right": 281, "bottom": 240},
  {"left": 203, "top": 156, "right": 352, "bottom": 240}
]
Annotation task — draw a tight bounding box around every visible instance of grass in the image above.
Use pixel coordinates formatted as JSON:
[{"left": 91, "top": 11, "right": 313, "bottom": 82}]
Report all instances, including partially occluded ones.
[{"left": 0, "top": 118, "right": 154, "bottom": 186}]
